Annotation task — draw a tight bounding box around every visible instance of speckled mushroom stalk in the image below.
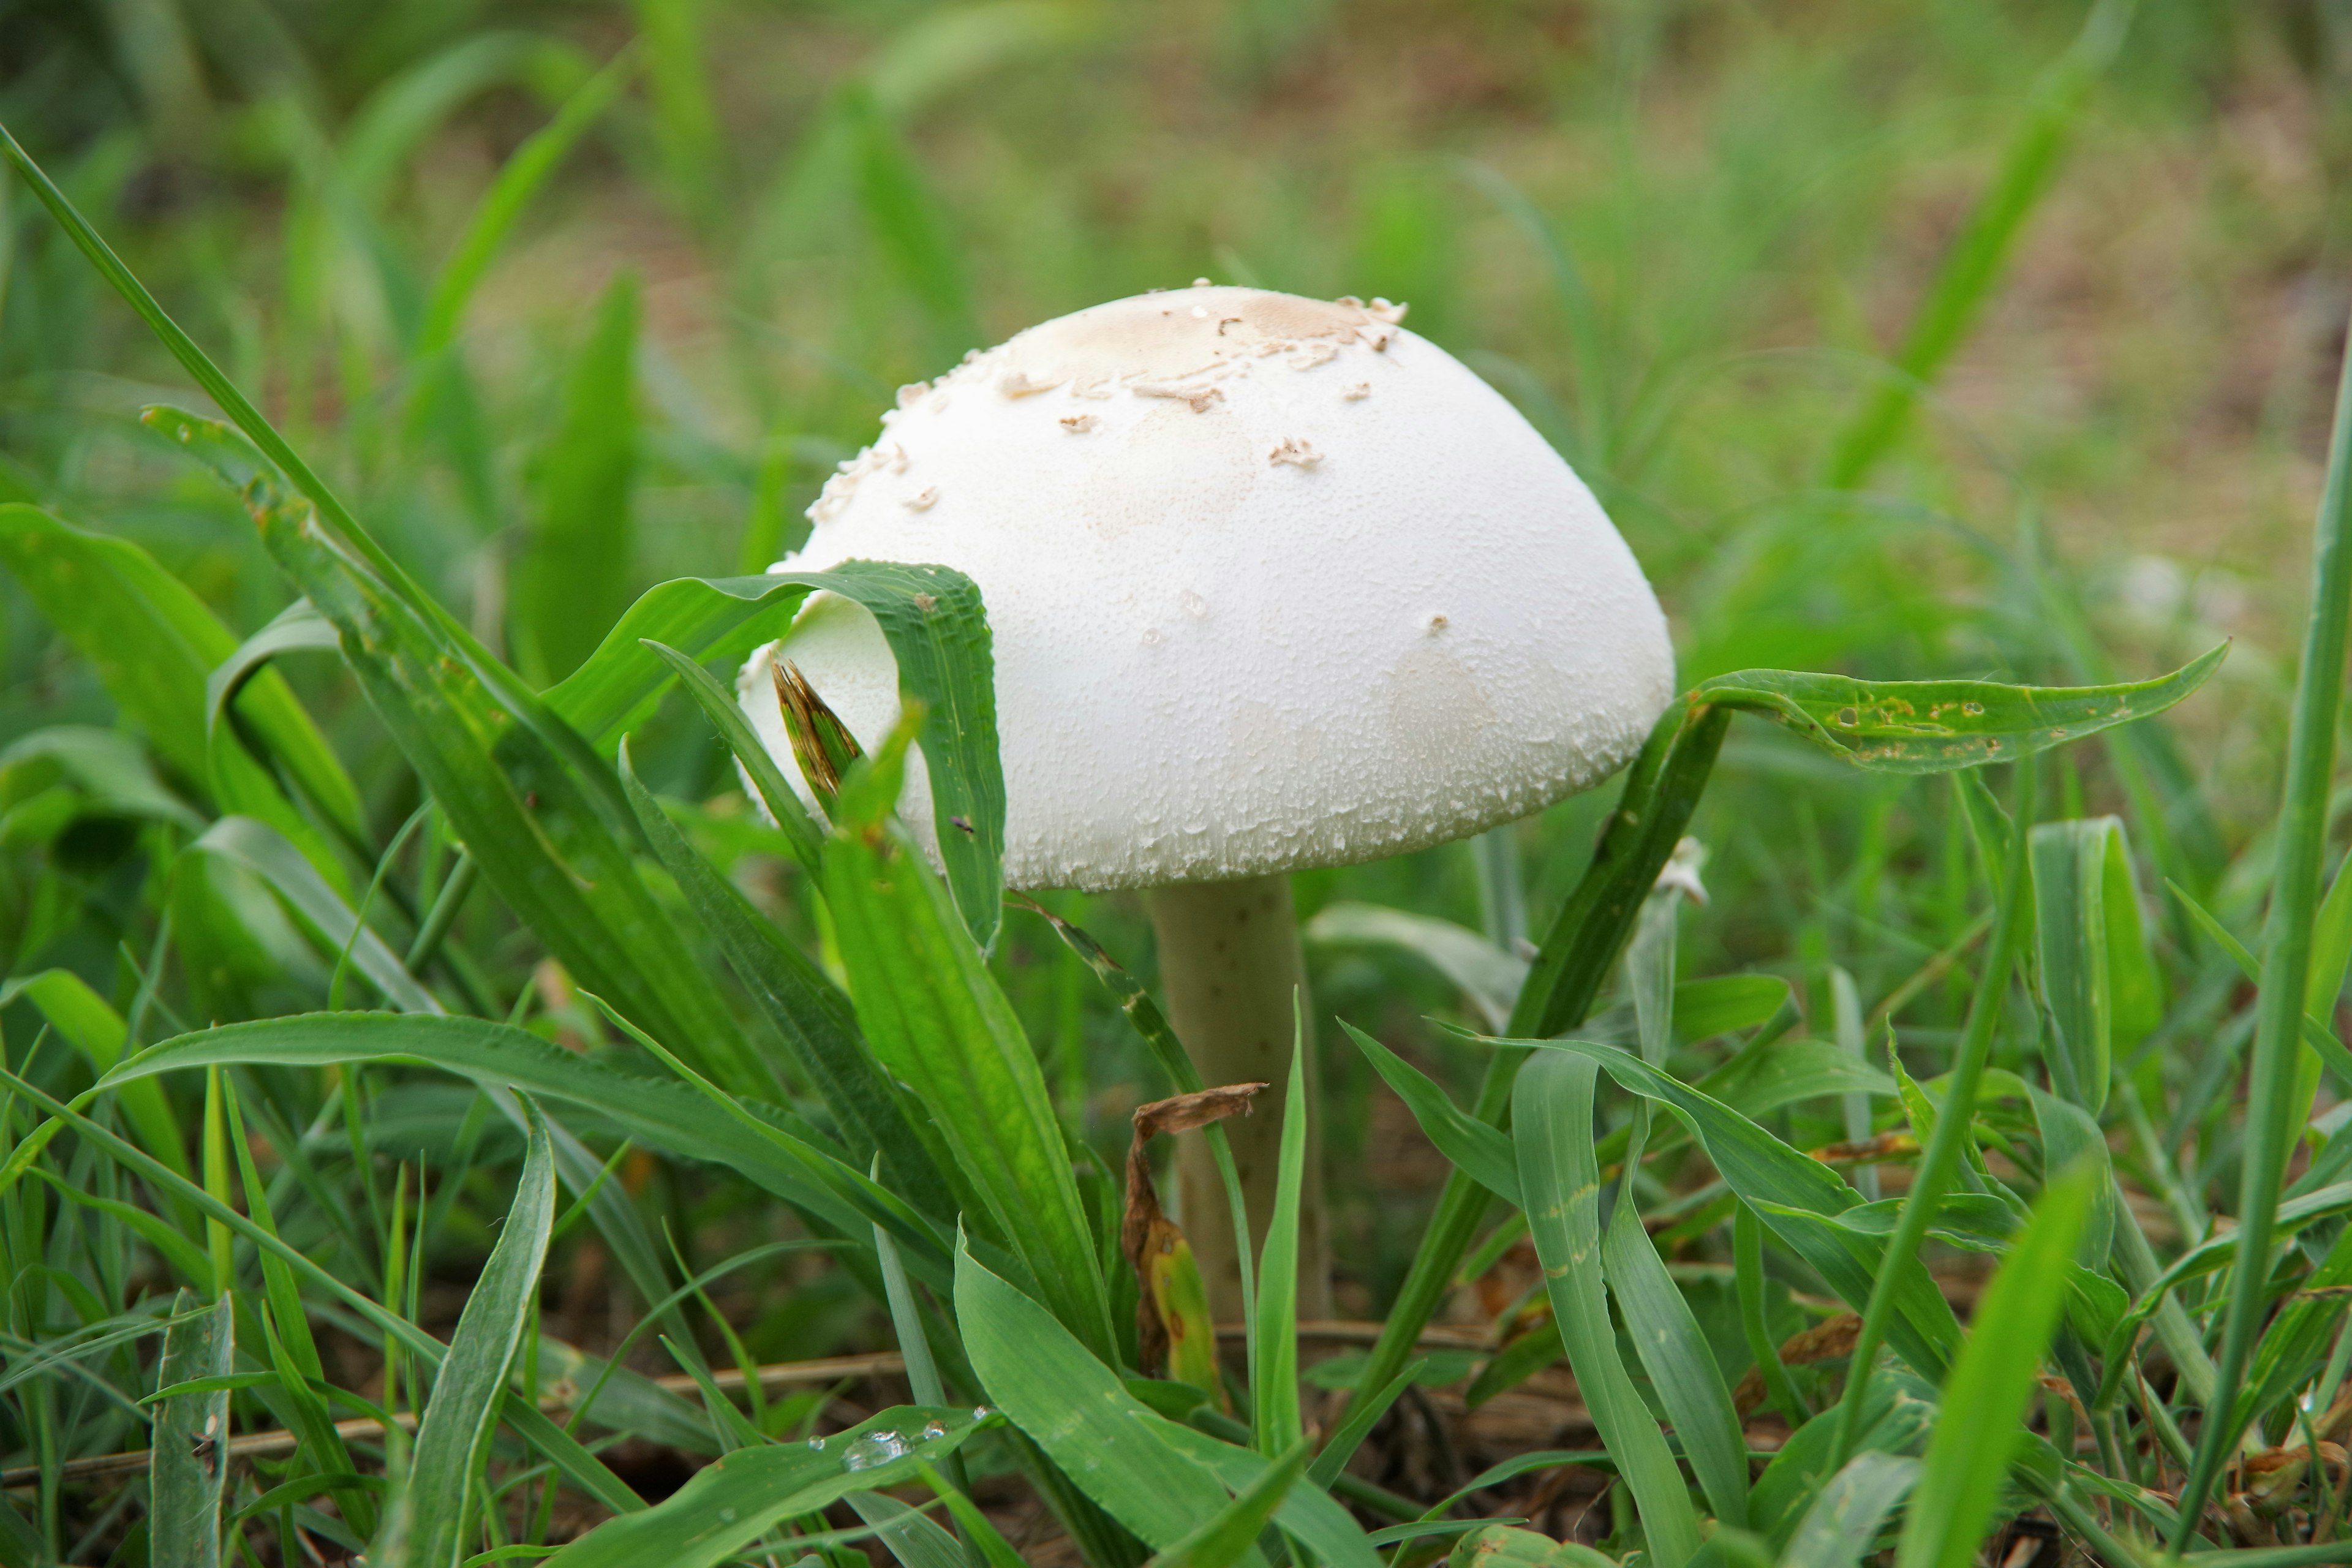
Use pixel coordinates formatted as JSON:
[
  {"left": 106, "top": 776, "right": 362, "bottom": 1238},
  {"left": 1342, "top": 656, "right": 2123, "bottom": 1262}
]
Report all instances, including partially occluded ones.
[{"left": 742, "top": 284, "right": 1676, "bottom": 1330}]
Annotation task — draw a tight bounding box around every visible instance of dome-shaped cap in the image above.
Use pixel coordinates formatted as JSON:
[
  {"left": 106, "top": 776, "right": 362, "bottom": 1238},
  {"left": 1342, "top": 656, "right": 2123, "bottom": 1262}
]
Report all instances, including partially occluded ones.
[{"left": 741, "top": 285, "right": 1675, "bottom": 892}]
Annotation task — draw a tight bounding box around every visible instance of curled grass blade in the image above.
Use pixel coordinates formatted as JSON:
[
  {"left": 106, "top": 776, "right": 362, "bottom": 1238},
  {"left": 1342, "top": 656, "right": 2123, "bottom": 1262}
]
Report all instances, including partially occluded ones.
[
  {"left": 549, "top": 562, "right": 1006, "bottom": 945},
  {"left": 1691, "top": 646, "right": 2223, "bottom": 774}
]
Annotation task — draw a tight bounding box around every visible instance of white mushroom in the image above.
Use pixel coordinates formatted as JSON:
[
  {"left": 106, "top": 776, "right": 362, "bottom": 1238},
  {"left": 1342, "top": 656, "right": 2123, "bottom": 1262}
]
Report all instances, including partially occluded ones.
[{"left": 739, "top": 286, "right": 1675, "bottom": 1317}]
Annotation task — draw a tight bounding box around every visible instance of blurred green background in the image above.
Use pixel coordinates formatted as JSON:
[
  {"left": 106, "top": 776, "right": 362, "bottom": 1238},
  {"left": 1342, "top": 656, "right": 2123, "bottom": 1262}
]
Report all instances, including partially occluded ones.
[{"left": 1, "top": 0, "right": 2348, "bottom": 1325}]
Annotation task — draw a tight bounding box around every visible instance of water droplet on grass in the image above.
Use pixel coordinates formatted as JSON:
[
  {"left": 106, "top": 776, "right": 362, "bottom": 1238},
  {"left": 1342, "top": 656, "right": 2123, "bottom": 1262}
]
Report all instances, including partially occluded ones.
[{"left": 843, "top": 1430, "right": 910, "bottom": 1471}]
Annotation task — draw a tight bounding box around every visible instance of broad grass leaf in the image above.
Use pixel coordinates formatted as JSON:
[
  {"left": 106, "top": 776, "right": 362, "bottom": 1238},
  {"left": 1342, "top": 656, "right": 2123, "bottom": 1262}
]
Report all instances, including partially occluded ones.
[
  {"left": 548, "top": 562, "right": 1006, "bottom": 946},
  {"left": 100, "top": 1013, "right": 954, "bottom": 1286},
  {"left": 1515, "top": 703, "right": 1731, "bottom": 1039},
  {"left": 616, "top": 742, "right": 956, "bottom": 1219},
  {"left": 149, "top": 1292, "right": 232, "bottom": 1568},
  {"left": 512, "top": 273, "right": 638, "bottom": 686},
  {"left": 188, "top": 816, "right": 439, "bottom": 1014},
  {"left": 1147, "top": 1439, "right": 1306, "bottom": 1568},
  {"left": 1341, "top": 1021, "right": 1518, "bottom": 1205},
  {"left": 543, "top": 1406, "right": 987, "bottom": 1568},
  {"left": 1777, "top": 1452, "right": 1918, "bottom": 1568},
  {"left": 954, "top": 1238, "right": 1231, "bottom": 1548},
  {"left": 1690, "top": 646, "right": 2223, "bottom": 775},
  {"left": 392, "top": 1099, "right": 557, "bottom": 1568},
  {"left": 1512, "top": 1052, "right": 1703, "bottom": 1566},
  {"left": 0, "top": 502, "right": 363, "bottom": 842},
  {"left": 1896, "top": 1163, "right": 2097, "bottom": 1568},
  {"left": 828, "top": 796, "right": 1111, "bottom": 1357},
  {"left": 1520, "top": 1036, "right": 1961, "bottom": 1380},
  {"left": 149, "top": 408, "right": 766, "bottom": 1092}
]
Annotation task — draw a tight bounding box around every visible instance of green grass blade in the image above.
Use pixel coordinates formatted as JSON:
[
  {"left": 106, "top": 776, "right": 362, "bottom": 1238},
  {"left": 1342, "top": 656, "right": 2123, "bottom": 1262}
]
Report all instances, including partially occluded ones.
[
  {"left": 1306, "top": 904, "right": 1525, "bottom": 1031},
  {"left": 1341, "top": 1021, "right": 1518, "bottom": 1204},
  {"left": 149, "top": 407, "right": 766, "bottom": 1091},
  {"left": 1823, "top": 0, "right": 2130, "bottom": 487},
  {"left": 102, "top": 1013, "right": 954, "bottom": 1285},
  {"left": 512, "top": 272, "right": 639, "bottom": 686},
  {"left": 1779, "top": 1451, "right": 1917, "bottom": 1568},
  {"left": 412, "top": 48, "right": 635, "bottom": 358},
  {"left": 2177, "top": 311, "right": 2352, "bottom": 1544},
  {"left": 1692, "top": 647, "right": 2223, "bottom": 775},
  {"left": 1253, "top": 1031, "right": 1306, "bottom": 1456},
  {"left": 1148, "top": 1439, "right": 1306, "bottom": 1568},
  {"left": 2165, "top": 877, "right": 2352, "bottom": 1087},
  {"left": 1346, "top": 701, "right": 1728, "bottom": 1434},
  {"left": 841, "top": 83, "right": 978, "bottom": 366},
  {"left": 636, "top": 0, "right": 726, "bottom": 222},
  {"left": 1735, "top": 1203, "right": 1806, "bottom": 1427},
  {"left": 955, "top": 1237, "right": 1229, "bottom": 1549},
  {"left": 1, "top": 968, "right": 190, "bottom": 1187},
  {"left": 1017, "top": 897, "right": 1259, "bottom": 1342},
  {"left": 1602, "top": 1169, "right": 1749, "bottom": 1526},
  {"left": 616, "top": 740, "right": 954, "bottom": 1212},
  {"left": 0, "top": 503, "right": 362, "bottom": 843},
  {"left": 149, "top": 1291, "right": 232, "bottom": 1568},
  {"left": 641, "top": 638, "right": 825, "bottom": 872},
  {"left": 1307, "top": 1359, "right": 1423, "bottom": 1489},
  {"left": 1828, "top": 760, "right": 2037, "bottom": 1463},
  {"left": 544, "top": 1406, "right": 988, "bottom": 1568},
  {"left": 549, "top": 562, "right": 1006, "bottom": 945},
  {"left": 2031, "top": 819, "right": 2114, "bottom": 1110},
  {"left": 394, "top": 1099, "right": 557, "bottom": 1568},
  {"left": 850, "top": 1491, "right": 965, "bottom": 1568},
  {"left": 827, "top": 760, "right": 1112, "bottom": 1359},
  {"left": 1523, "top": 1034, "right": 1958, "bottom": 1379},
  {"left": 923, "top": 1464, "right": 1029, "bottom": 1568},
  {"left": 1131, "top": 1404, "right": 1375, "bottom": 1566},
  {"left": 224, "top": 1076, "right": 377, "bottom": 1533},
  {"left": 189, "top": 816, "right": 439, "bottom": 1014},
  {"left": 1894, "top": 1161, "right": 2097, "bottom": 1568},
  {"left": 1513, "top": 1052, "right": 1703, "bottom": 1566},
  {"left": 0, "top": 1064, "right": 644, "bottom": 1515}
]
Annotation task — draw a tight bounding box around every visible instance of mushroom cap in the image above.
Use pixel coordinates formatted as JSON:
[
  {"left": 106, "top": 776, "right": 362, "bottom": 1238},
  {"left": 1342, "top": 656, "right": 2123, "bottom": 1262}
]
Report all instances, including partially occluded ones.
[{"left": 739, "top": 285, "right": 1675, "bottom": 892}]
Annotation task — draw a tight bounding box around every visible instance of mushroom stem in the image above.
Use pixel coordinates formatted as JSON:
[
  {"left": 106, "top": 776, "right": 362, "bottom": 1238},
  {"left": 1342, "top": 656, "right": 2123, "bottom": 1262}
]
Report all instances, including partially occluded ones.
[{"left": 1145, "top": 873, "right": 1332, "bottom": 1326}]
